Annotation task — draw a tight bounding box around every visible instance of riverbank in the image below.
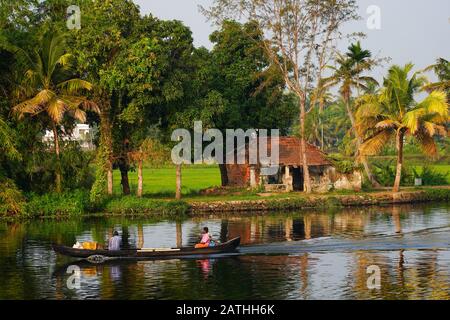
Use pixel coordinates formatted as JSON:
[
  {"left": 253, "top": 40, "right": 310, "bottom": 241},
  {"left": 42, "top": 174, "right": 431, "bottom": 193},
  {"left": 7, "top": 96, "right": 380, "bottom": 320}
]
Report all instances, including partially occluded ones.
[
  {"left": 189, "top": 187, "right": 450, "bottom": 214},
  {"left": 2, "top": 187, "right": 449, "bottom": 220}
]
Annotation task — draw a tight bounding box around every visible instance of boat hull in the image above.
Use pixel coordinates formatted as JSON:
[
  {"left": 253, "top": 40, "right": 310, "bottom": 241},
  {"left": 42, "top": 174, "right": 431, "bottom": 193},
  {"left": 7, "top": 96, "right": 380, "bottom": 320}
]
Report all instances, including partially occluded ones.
[{"left": 53, "top": 237, "right": 240, "bottom": 259}]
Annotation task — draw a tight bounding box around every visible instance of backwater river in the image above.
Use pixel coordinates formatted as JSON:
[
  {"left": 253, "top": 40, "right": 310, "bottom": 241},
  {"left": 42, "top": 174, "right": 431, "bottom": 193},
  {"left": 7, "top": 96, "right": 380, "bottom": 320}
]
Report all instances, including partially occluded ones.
[{"left": 0, "top": 202, "right": 449, "bottom": 299}]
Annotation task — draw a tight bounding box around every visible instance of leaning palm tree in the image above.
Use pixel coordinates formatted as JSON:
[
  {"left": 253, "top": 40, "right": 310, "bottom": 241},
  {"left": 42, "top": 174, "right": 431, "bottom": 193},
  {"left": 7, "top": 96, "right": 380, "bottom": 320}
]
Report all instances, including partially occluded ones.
[
  {"left": 356, "top": 63, "right": 449, "bottom": 193},
  {"left": 321, "top": 42, "right": 380, "bottom": 187},
  {"left": 11, "top": 31, "right": 98, "bottom": 193}
]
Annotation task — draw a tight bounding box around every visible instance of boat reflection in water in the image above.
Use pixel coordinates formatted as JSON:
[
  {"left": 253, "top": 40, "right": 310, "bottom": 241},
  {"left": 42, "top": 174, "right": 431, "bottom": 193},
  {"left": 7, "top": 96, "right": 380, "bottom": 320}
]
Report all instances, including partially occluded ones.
[
  {"left": 0, "top": 203, "right": 449, "bottom": 300},
  {"left": 197, "top": 259, "right": 215, "bottom": 279}
]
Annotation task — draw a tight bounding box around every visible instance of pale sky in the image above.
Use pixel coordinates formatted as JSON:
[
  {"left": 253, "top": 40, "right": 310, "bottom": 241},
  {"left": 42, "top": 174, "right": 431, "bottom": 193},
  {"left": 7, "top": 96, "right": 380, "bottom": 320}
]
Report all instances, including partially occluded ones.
[{"left": 134, "top": 0, "right": 450, "bottom": 81}]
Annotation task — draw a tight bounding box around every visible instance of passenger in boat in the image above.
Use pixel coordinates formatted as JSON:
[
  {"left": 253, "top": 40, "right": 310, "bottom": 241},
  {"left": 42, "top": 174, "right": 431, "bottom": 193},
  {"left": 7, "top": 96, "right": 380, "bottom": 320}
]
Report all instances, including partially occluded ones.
[
  {"left": 108, "top": 231, "right": 122, "bottom": 251},
  {"left": 195, "top": 227, "right": 212, "bottom": 249}
]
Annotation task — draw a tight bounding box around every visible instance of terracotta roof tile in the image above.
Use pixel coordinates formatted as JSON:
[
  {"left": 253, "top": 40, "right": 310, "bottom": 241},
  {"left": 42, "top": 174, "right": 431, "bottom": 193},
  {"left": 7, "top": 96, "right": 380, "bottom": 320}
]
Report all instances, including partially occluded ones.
[{"left": 267, "top": 137, "right": 331, "bottom": 166}]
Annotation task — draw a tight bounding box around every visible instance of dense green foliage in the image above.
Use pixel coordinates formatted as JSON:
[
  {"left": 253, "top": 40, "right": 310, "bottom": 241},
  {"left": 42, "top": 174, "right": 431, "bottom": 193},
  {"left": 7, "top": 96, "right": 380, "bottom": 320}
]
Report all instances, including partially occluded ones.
[
  {"left": 0, "top": 1, "right": 448, "bottom": 219},
  {"left": 24, "top": 190, "right": 91, "bottom": 218},
  {"left": 103, "top": 197, "right": 190, "bottom": 217}
]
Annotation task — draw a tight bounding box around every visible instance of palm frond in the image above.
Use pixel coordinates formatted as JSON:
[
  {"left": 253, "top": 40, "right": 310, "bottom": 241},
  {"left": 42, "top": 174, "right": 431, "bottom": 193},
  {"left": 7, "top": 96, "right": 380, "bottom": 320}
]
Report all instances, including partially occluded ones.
[
  {"left": 13, "top": 89, "right": 55, "bottom": 118},
  {"left": 422, "top": 121, "right": 436, "bottom": 136},
  {"left": 414, "top": 128, "right": 438, "bottom": 158},
  {"left": 47, "top": 99, "right": 66, "bottom": 124},
  {"left": 403, "top": 108, "right": 424, "bottom": 134},
  {"left": 71, "top": 108, "right": 87, "bottom": 123},
  {"left": 57, "top": 53, "right": 73, "bottom": 68},
  {"left": 359, "top": 129, "right": 394, "bottom": 156},
  {"left": 355, "top": 94, "right": 383, "bottom": 119},
  {"left": 420, "top": 90, "right": 448, "bottom": 117},
  {"left": 423, "top": 80, "right": 450, "bottom": 93},
  {"left": 57, "top": 79, "right": 93, "bottom": 94},
  {"left": 375, "top": 119, "right": 398, "bottom": 129},
  {"left": 81, "top": 100, "right": 100, "bottom": 114}
]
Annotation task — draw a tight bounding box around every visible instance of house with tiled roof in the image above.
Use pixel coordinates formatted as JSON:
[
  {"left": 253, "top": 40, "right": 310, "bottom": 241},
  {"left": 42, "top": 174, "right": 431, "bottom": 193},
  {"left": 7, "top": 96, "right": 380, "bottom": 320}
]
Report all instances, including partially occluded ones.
[{"left": 225, "top": 137, "right": 362, "bottom": 193}]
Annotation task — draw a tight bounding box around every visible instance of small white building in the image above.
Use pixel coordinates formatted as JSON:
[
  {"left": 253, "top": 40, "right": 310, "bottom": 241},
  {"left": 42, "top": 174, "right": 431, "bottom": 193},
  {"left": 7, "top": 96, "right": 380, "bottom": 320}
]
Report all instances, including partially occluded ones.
[{"left": 43, "top": 124, "right": 95, "bottom": 150}]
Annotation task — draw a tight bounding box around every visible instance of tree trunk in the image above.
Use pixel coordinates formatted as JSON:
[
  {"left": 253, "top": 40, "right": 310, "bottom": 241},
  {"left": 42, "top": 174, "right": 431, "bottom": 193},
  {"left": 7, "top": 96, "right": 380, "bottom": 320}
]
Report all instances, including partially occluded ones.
[
  {"left": 393, "top": 130, "right": 404, "bottom": 193},
  {"left": 176, "top": 164, "right": 182, "bottom": 200},
  {"left": 99, "top": 106, "right": 113, "bottom": 196},
  {"left": 52, "top": 123, "right": 62, "bottom": 193},
  {"left": 345, "top": 100, "right": 381, "bottom": 188},
  {"left": 321, "top": 121, "right": 324, "bottom": 150},
  {"left": 299, "top": 97, "right": 312, "bottom": 193},
  {"left": 219, "top": 164, "right": 229, "bottom": 187},
  {"left": 119, "top": 161, "right": 130, "bottom": 195},
  {"left": 137, "top": 159, "right": 143, "bottom": 198},
  {"left": 107, "top": 169, "right": 113, "bottom": 195}
]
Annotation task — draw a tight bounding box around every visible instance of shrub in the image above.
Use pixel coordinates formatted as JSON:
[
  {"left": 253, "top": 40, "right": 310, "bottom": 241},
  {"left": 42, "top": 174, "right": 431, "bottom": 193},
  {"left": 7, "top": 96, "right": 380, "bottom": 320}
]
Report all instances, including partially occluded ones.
[
  {"left": 372, "top": 160, "right": 414, "bottom": 186},
  {"left": 60, "top": 142, "right": 95, "bottom": 191},
  {"left": 25, "top": 190, "right": 90, "bottom": 218},
  {"left": 326, "top": 154, "right": 362, "bottom": 174},
  {"left": 421, "top": 188, "right": 450, "bottom": 201},
  {"left": 0, "top": 178, "right": 27, "bottom": 217},
  {"left": 413, "top": 165, "right": 449, "bottom": 186},
  {"left": 103, "top": 196, "right": 190, "bottom": 216}
]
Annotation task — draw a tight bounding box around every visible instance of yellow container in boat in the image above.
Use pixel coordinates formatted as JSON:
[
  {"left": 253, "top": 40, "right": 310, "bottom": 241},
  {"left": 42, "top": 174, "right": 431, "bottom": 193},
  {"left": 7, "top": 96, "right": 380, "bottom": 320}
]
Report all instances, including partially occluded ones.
[{"left": 82, "top": 242, "right": 99, "bottom": 250}]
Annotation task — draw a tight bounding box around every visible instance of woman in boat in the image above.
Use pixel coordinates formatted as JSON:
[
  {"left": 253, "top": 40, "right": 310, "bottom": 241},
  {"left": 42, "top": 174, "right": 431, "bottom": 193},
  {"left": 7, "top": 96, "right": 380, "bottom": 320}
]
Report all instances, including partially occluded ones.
[
  {"left": 108, "top": 231, "right": 122, "bottom": 251},
  {"left": 195, "top": 227, "right": 212, "bottom": 249}
]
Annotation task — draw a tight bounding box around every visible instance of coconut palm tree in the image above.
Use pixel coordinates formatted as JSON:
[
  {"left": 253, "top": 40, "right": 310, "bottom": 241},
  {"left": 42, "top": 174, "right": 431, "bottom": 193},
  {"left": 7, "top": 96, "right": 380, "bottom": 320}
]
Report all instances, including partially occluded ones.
[
  {"left": 423, "top": 58, "right": 450, "bottom": 95},
  {"left": 11, "top": 31, "right": 98, "bottom": 193},
  {"left": 356, "top": 63, "right": 449, "bottom": 192},
  {"left": 321, "top": 42, "right": 380, "bottom": 187},
  {"left": 309, "top": 88, "right": 334, "bottom": 149}
]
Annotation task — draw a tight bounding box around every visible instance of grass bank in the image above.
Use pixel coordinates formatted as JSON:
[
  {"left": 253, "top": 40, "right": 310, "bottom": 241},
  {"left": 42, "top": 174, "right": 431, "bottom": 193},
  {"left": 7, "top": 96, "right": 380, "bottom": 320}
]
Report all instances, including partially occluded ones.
[
  {"left": 1, "top": 164, "right": 449, "bottom": 220},
  {"left": 2, "top": 187, "right": 449, "bottom": 220}
]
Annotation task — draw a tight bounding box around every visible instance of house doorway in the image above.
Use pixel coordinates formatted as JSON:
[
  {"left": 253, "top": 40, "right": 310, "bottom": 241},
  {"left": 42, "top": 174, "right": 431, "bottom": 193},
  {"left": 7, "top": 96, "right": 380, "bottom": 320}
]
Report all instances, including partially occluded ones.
[{"left": 292, "top": 167, "right": 304, "bottom": 191}]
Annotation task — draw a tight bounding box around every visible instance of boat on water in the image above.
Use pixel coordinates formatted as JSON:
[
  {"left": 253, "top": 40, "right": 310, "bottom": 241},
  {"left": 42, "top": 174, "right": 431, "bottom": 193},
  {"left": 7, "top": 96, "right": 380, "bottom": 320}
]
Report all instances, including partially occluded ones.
[{"left": 53, "top": 237, "right": 241, "bottom": 262}]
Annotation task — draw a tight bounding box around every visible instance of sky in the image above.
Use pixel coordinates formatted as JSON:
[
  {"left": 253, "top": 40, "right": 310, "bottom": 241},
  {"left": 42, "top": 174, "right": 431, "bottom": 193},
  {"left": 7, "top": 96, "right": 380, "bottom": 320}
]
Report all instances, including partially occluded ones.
[{"left": 134, "top": 0, "right": 450, "bottom": 82}]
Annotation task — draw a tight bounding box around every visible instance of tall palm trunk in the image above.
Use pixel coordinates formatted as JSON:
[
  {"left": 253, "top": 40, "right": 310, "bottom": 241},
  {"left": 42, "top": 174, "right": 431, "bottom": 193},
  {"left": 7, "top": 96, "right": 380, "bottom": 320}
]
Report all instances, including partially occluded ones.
[
  {"left": 176, "top": 164, "right": 182, "bottom": 200},
  {"left": 393, "top": 130, "right": 404, "bottom": 193},
  {"left": 345, "top": 99, "right": 381, "bottom": 188},
  {"left": 137, "top": 159, "right": 143, "bottom": 198},
  {"left": 52, "top": 123, "right": 62, "bottom": 193},
  {"left": 300, "top": 97, "right": 312, "bottom": 193}
]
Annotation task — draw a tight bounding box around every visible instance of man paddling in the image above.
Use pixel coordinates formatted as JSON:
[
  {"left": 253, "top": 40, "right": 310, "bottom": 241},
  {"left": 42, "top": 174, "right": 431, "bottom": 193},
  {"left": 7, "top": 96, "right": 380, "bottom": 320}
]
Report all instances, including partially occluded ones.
[{"left": 108, "top": 231, "right": 122, "bottom": 251}]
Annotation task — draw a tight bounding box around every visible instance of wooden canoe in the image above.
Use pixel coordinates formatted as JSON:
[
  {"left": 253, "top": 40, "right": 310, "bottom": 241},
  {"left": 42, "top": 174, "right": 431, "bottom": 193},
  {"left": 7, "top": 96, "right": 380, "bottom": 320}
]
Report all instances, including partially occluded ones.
[{"left": 53, "top": 237, "right": 240, "bottom": 260}]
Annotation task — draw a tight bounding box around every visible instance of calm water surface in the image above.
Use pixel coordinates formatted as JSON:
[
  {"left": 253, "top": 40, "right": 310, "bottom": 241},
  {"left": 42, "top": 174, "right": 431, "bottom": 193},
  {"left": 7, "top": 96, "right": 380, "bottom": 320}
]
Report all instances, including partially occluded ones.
[{"left": 0, "top": 203, "right": 449, "bottom": 300}]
